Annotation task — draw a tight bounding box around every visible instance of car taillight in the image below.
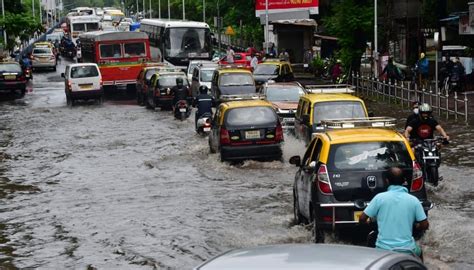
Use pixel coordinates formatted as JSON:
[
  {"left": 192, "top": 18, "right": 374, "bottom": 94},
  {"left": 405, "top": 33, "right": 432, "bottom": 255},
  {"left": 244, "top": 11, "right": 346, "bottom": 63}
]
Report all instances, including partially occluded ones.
[
  {"left": 317, "top": 164, "right": 333, "bottom": 195},
  {"left": 411, "top": 161, "right": 423, "bottom": 192},
  {"left": 275, "top": 123, "right": 283, "bottom": 142},
  {"left": 220, "top": 127, "right": 230, "bottom": 145},
  {"left": 99, "top": 78, "right": 103, "bottom": 86},
  {"left": 67, "top": 81, "right": 72, "bottom": 90}
]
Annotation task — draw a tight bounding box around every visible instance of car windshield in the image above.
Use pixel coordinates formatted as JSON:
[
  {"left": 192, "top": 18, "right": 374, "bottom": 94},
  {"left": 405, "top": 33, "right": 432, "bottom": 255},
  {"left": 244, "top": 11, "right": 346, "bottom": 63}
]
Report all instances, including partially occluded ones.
[
  {"left": 328, "top": 142, "right": 412, "bottom": 171},
  {"left": 266, "top": 86, "right": 304, "bottom": 102},
  {"left": 0, "top": 64, "right": 22, "bottom": 73},
  {"left": 313, "top": 101, "right": 367, "bottom": 124},
  {"left": 158, "top": 75, "right": 189, "bottom": 87},
  {"left": 200, "top": 69, "right": 214, "bottom": 82},
  {"left": 226, "top": 106, "right": 277, "bottom": 127},
  {"left": 219, "top": 73, "right": 254, "bottom": 86},
  {"left": 33, "top": 48, "right": 52, "bottom": 54},
  {"left": 188, "top": 63, "right": 199, "bottom": 75},
  {"left": 70, "top": 65, "right": 99, "bottom": 78},
  {"left": 253, "top": 64, "right": 278, "bottom": 75}
]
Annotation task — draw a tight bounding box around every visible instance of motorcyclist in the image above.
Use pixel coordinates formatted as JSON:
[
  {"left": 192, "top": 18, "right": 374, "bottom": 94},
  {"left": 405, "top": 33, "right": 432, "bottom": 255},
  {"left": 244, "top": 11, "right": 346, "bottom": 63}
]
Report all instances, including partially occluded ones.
[
  {"left": 404, "top": 103, "right": 449, "bottom": 142},
  {"left": 449, "top": 57, "right": 465, "bottom": 93},
  {"left": 170, "top": 77, "right": 190, "bottom": 111},
  {"left": 20, "top": 54, "right": 32, "bottom": 69},
  {"left": 359, "top": 167, "right": 429, "bottom": 259},
  {"left": 405, "top": 101, "right": 420, "bottom": 129},
  {"left": 193, "top": 85, "right": 214, "bottom": 130}
]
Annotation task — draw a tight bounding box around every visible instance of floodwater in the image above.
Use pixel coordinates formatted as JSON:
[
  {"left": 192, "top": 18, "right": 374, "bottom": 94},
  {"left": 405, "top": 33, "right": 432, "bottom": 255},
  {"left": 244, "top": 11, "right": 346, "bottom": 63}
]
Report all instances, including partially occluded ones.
[{"left": 0, "top": 59, "right": 473, "bottom": 269}]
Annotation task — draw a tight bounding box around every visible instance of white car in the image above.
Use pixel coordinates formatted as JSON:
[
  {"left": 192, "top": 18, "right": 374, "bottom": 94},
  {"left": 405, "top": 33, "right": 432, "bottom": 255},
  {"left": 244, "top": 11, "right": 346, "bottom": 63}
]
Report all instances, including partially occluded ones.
[
  {"left": 190, "top": 63, "right": 217, "bottom": 97},
  {"left": 31, "top": 47, "right": 56, "bottom": 71},
  {"left": 187, "top": 60, "right": 214, "bottom": 82},
  {"left": 62, "top": 63, "right": 103, "bottom": 106}
]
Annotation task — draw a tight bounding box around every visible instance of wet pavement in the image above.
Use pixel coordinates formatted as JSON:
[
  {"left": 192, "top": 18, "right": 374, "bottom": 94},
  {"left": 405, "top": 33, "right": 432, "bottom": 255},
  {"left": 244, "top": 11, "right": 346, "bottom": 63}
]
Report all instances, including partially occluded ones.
[{"left": 0, "top": 59, "right": 473, "bottom": 269}]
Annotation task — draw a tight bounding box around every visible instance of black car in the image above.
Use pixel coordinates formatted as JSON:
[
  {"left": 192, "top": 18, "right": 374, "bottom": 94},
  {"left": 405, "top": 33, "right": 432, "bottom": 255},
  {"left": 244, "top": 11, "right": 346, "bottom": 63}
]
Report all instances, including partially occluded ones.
[
  {"left": 146, "top": 71, "right": 190, "bottom": 110},
  {"left": 253, "top": 60, "right": 294, "bottom": 89},
  {"left": 0, "top": 62, "right": 27, "bottom": 98},
  {"left": 210, "top": 68, "right": 256, "bottom": 103}
]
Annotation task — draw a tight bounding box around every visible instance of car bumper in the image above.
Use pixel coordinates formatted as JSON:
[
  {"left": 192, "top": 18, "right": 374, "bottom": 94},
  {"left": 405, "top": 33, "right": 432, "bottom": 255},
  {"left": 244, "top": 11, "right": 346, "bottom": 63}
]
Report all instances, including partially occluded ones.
[
  {"left": 316, "top": 200, "right": 433, "bottom": 231},
  {"left": 0, "top": 81, "right": 26, "bottom": 92},
  {"left": 221, "top": 143, "right": 282, "bottom": 161},
  {"left": 32, "top": 62, "right": 56, "bottom": 68},
  {"left": 69, "top": 89, "right": 103, "bottom": 99}
]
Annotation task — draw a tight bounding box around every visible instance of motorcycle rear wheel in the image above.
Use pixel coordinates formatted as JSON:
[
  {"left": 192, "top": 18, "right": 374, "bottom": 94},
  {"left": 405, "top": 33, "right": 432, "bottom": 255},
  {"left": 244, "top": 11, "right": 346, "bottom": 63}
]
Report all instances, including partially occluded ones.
[{"left": 428, "top": 166, "right": 439, "bottom": 187}]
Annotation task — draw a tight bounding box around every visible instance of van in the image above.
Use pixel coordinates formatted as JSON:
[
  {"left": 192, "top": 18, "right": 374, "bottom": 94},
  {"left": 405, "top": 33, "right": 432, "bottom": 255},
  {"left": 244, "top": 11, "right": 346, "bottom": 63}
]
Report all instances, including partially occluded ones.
[{"left": 62, "top": 63, "right": 103, "bottom": 106}]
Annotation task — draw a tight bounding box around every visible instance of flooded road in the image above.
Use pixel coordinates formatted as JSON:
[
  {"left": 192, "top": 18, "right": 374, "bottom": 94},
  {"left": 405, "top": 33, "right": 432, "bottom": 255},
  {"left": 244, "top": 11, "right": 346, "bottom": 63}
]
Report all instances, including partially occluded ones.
[{"left": 0, "top": 59, "right": 473, "bottom": 269}]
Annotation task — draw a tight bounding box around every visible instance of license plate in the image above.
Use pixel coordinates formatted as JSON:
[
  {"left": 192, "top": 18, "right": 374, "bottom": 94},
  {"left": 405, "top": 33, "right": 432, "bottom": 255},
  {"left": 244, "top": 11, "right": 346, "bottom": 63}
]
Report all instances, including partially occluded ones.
[
  {"left": 353, "top": 211, "right": 363, "bottom": 221},
  {"left": 179, "top": 108, "right": 186, "bottom": 112},
  {"left": 282, "top": 117, "right": 294, "bottom": 123},
  {"left": 451, "top": 82, "right": 457, "bottom": 86},
  {"left": 4, "top": 75, "right": 16, "bottom": 80},
  {"left": 39, "top": 58, "right": 48, "bottom": 62},
  {"left": 245, "top": 130, "right": 260, "bottom": 139},
  {"left": 203, "top": 127, "right": 211, "bottom": 132},
  {"left": 79, "top": 84, "right": 93, "bottom": 90}
]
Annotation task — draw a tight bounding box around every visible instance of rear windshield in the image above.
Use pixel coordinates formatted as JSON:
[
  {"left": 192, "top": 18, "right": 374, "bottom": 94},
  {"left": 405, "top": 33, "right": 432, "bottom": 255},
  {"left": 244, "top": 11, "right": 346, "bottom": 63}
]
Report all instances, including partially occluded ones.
[
  {"left": 219, "top": 73, "right": 254, "bottom": 86},
  {"left": 254, "top": 64, "right": 278, "bottom": 75},
  {"left": 33, "top": 48, "right": 52, "bottom": 54},
  {"left": 266, "top": 86, "right": 304, "bottom": 102},
  {"left": 0, "top": 64, "right": 22, "bottom": 73},
  {"left": 225, "top": 106, "right": 277, "bottom": 127},
  {"left": 158, "top": 75, "right": 189, "bottom": 87},
  {"left": 313, "top": 101, "right": 366, "bottom": 124},
  {"left": 200, "top": 69, "right": 214, "bottom": 82},
  {"left": 328, "top": 142, "right": 412, "bottom": 171},
  {"left": 70, "top": 65, "right": 99, "bottom": 78}
]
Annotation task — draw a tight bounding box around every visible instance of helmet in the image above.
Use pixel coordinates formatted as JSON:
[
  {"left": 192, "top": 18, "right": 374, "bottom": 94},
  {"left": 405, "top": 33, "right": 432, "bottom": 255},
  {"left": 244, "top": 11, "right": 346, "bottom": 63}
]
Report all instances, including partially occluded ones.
[
  {"left": 420, "top": 52, "right": 425, "bottom": 59},
  {"left": 199, "top": 85, "right": 208, "bottom": 94},
  {"left": 176, "top": 77, "right": 183, "bottom": 86},
  {"left": 419, "top": 103, "right": 432, "bottom": 117}
]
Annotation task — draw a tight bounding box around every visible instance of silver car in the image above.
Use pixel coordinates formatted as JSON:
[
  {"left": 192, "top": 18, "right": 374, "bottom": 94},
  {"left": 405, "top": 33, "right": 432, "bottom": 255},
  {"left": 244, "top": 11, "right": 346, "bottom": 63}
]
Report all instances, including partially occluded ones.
[
  {"left": 193, "top": 244, "right": 427, "bottom": 270},
  {"left": 31, "top": 47, "right": 56, "bottom": 71}
]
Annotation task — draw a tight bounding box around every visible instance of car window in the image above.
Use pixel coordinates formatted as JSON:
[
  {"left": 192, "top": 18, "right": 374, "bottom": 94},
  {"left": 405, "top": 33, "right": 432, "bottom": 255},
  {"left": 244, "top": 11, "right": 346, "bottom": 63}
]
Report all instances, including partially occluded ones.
[
  {"left": 124, "top": 42, "right": 146, "bottom": 57},
  {"left": 253, "top": 64, "right": 279, "bottom": 75},
  {"left": 328, "top": 141, "right": 412, "bottom": 171},
  {"left": 266, "top": 86, "right": 305, "bottom": 102},
  {"left": 158, "top": 75, "right": 189, "bottom": 87},
  {"left": 301, "top": 101, "right": 309, "bottom": 117},
  {"left": 310, "top": 140, "right": 323, "bottom": 162},
  {"left": 313, "top": 101, "right": 366, "bottom": 124},
  {"left": 0, "top": 64, "right": 22, "bottom": 73},
  {"left": 302, "top": 139, "right": 317, "bottom": 166},
  {"left": 296, "top": 99, "right": 304, "bottom": 118},
  {"left": 219, "top": 73, "right": 254, "bottom": 86},
  {"left": 33, "top": 48, "right": 52, "bottom": 54},
  {"left": 70, "top": 65, "right": 99, "bottom": 78},
  {"left": 225, "top": 106, "right": 277, "bottom": 128}
]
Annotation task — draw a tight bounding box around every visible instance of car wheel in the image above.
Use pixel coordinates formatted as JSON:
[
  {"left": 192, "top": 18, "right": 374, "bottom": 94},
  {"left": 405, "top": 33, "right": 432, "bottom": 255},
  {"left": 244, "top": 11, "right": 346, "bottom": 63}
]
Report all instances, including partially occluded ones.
[
  {"left": 293, "top": 189, "right": 306, "bottom": 225},
  {"left": 219, "top": 149, "right": 226, "bottom": 162},
  {"left": 312, "top": 207, "right": 325, "bottom": 243}
]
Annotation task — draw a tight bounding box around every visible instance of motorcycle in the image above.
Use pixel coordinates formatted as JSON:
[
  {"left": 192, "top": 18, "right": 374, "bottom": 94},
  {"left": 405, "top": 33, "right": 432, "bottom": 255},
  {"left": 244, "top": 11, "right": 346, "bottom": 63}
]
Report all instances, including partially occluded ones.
[
  {"left": 174, "top": 100, "right": 191, "bottom": 121},
  {"left": 196, "top": 112, "right": 212, "bottom": 135},
  {"left": 412, "top": 137, "right": 449, "bottom": 187},
  {"left": 23, "top": 66, "right": 33, "bottom": 81}
]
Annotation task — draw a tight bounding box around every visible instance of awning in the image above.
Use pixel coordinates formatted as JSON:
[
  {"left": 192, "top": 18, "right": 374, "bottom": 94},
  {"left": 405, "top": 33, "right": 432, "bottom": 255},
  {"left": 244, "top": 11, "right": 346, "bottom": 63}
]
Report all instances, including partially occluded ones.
[
  {"left": 271, "top": 19, "right": 317, "bottom": 27},
  {"left": 314, "top": 34, "right": 338, "bottom": 41}
]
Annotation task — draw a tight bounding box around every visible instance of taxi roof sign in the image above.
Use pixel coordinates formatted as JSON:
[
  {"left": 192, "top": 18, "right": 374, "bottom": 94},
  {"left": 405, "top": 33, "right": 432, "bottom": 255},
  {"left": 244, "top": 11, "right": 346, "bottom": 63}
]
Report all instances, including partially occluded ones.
[
  {"left": 321, "top": 117, "right": 396, "bottom": 129},
  {"left": 305, "top": 84, "right": 355, "bottom": 94}
]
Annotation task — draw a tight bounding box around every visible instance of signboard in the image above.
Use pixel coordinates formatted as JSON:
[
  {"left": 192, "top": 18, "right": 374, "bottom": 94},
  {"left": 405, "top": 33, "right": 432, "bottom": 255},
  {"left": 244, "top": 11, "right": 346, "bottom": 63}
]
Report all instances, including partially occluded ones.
[{"left": 255, "top": 0, "right": 319, "bottom": 17}]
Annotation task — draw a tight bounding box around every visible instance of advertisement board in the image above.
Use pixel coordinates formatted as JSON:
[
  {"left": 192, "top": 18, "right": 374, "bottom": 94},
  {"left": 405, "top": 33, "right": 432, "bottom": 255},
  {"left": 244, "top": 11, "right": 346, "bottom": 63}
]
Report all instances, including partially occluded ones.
[{"left": 255, "top": 0, "right": 319, "bottom": 17}]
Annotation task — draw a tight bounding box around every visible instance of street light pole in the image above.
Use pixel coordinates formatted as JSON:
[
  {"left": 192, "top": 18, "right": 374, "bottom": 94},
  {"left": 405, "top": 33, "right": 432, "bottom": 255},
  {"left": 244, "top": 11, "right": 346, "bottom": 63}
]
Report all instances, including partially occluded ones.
[
  {"left": 32, "top": 0, "right": 35, "bottom": 19},
  {"left": 217, "top": 0, "right": 221, "bottom": 53},
  {"left": 159, "top": 0, "right": 161, "bottom": 18},
  {"left": 149, "top": 0, "right": 151, "bottom": 18},
  {"left": 182, "top": 0, "right": 185, "bottom": 20},
  {"left": 1, "top": 0, "right": 6, "bottom": 46},
  {"left": 168, "top": 0, "right": 170, "bottom": 19},
  {"left": 203, "top": 0, "right": 205, "bottom": 22},
  {"left": 143, "top": 0, "right": 145, "bottom": 17},
  {"left": 374, "top": 0, "right": 378, "bottom": 77},
  {"left": 265, "top": 0, "right": 269, "bottom": 54},
  {"left": 136, "top": 0, "right": 139, "bottom": 16}
]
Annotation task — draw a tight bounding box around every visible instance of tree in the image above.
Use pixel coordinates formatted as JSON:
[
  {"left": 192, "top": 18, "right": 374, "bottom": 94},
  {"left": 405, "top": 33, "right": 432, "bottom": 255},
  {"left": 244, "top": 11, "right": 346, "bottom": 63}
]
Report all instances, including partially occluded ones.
[
  {"left": 324, "top": 0, "right": 373, "bottom": 72},
  {"left": 0, "top": 12, "right": 42, "bottom": 50}
]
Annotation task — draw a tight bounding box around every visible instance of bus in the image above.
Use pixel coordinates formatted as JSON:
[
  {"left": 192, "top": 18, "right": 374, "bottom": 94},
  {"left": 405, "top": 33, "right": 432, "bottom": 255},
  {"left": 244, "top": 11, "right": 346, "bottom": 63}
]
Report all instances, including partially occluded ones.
[
  {"left": 66, "top": 15, "right": 101, "bottom": 43},
  {"left": 69, "top": 7, "right": 96, "bottom": 16},
  {"left": 140, "top": 19, "right": 212, "bottom": 69},
  {"left": 79, "top": 31, "right": 151, "bottom": 90}
]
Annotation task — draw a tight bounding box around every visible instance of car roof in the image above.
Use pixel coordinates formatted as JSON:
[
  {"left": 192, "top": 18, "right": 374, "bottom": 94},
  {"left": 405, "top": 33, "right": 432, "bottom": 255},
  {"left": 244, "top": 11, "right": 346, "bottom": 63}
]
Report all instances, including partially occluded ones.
[
  {"left": 218, "top": 69, "right": 252, "bottom": 74},
  {"left": 221, "top": 99, "right": 273, "bottom": 109},
  {"left": 266, "top": 82, "right": 303, "bottom": 88},
  {"left": 322, "top": 128, "right": 406, "bottom": 144},
  {"left": 195, "top": 244, "right": 414, "bottom": 270},
  {"left": 67, "top": 63, "right": 98, "bottom": 68},
  {"left": 302, "top": 93, "right": 363, "bottom": 103}
]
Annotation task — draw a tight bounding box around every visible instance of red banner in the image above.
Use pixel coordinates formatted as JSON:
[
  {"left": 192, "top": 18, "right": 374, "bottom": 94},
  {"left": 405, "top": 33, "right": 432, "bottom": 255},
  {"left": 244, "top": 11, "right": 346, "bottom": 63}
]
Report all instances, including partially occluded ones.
[{"left": 255, "top": 0, "right": 319, "bottom": 13}]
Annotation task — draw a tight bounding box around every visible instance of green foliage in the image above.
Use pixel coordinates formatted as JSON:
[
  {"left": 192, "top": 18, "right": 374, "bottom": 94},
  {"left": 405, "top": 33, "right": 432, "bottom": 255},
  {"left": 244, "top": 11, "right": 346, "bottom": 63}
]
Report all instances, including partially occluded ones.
[
  {"left": 311, "top": 55, "right": 324, "bottom": 70},
  {"left": 0, "top": 12, "right": 42, "bottom": 50},
  {"left": 324, "top": 0, "right": 373, "bottom": 69}
]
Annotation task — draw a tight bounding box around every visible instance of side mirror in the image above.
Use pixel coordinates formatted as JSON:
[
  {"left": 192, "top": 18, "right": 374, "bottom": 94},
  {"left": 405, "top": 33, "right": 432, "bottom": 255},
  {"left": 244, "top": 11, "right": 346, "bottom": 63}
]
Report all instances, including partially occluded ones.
[
  {"left": 61, "top": 73, "right": 65, "bottom": 78},
  {"left": 301, "top": 114, "right": 310, "bottom": 124},
  {"left": 368, "top": 112, "right": 374, "bottom": 117},
  {"left": 289, "top": 156, "right": 301, "bottom": 167}
]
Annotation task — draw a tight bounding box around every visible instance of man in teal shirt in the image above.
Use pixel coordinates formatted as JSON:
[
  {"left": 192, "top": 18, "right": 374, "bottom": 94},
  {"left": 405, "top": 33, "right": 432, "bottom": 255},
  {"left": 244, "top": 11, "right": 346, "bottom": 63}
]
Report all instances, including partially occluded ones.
[{"left": 359, "top": 167, "right": 429, "bottom": 258}]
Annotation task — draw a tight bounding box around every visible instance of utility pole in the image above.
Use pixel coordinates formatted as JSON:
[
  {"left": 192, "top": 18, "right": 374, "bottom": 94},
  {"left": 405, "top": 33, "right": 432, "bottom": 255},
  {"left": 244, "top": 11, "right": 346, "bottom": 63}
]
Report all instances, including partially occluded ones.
[
  {"left": 203, "top": 0, "right": 205, "bottom": 22},
  {"left": 33, "top": 0, "right": 36, "bottom": 19},
  {"left": 1, "top": 0, "right": 6, "bottom": 46},
  {"left": 143, "top": 0, "right": 145, "bottom": 17},
  {"left": 136, "top": 0, "right": 139, "bottom": 17},
  {"left": 182, "top": 0, "right": 185, "bottom": 20},
  {"left": 265, "top": 0, "right": 269, "bottom": 54},
  {"left": 149, "top": 0, "right": 152, "bottom": 18},
  {"left": 217, "top": 0, "right": 221, "bottom": 53},
  {"left": 374, "top": 0, "right": 378, "bottom": 77},
  {"left": 168, "top": 0, "right": 170, "bottom": 19},
  {"left": 159, "top": 0, "right": 161, "bottom": 18}
]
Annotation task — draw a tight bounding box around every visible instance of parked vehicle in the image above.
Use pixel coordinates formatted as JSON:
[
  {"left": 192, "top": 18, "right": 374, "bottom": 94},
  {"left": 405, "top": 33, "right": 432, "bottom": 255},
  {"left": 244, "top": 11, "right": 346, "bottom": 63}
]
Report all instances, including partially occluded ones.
[
  {"left": 62, "top": 63, "right": 104, "bottom": 106},
  {"left": 294, "top": 85, "right": 369, "bottom": 144},
  {"left": 290, "top": 118, "right": 431, "bottom": 243},
  {"left": 412, "top": 137, "right": 449, "bottom": 187},
  {"left": 0, "top": 61, "right": 27, "bottom": 98},
  {"left": 31, "top": 47, "right": 56, "bottom": 71},
  {"left": 260, "top": 81, "right": 307, "bottom": 129},
  {"left": 194, "top": 244, "right": 427, "bottom": 270},
  {"left": 208, "top": 99, "right": 283, "bottom": 162}
]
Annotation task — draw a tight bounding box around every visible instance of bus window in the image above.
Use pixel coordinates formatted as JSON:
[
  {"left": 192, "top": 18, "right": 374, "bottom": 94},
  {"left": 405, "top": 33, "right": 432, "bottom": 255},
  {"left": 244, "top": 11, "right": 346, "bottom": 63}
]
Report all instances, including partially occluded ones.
[
  {"left": 73, "top": 23, "right": 86, "bottom": 31},
  {"left": 124, "top": 43, "right": 146, "bottom": 57},
  {"left": 100, "top": 44, "right": 122, "bottom": 58},
  {"left": 86, "top": 23, "right": 99, "bottom": 31},
  {"left": 181, "top": 29, "right": 202, "bottom": 51}
]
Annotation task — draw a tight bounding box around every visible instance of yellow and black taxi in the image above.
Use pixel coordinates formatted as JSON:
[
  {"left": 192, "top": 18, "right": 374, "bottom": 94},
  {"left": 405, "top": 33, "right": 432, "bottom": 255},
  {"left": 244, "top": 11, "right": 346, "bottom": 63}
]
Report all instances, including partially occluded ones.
[
  {"left": 210, "top": 66, "right": 256, "bottom": 102},
  {"left": 289, "top": 118, "right": 431, "bottom": 243},
  {"left": 0, "top": 61, "right": 27, "bottom": 98},
  {"left": 135, "top": 63, "right": 172, "bottom": 106},
  {"left": 146, "top": 70, "right": 190, "bottom": 110},
  {"left": 294, "top": 88, "right": 369, "bottom": 144},
  {"left": 253, "top": 59, "right": 294, "bottom": 89},
  {"left": 208, "top": 99, "right": 283, "bottom": 162}
]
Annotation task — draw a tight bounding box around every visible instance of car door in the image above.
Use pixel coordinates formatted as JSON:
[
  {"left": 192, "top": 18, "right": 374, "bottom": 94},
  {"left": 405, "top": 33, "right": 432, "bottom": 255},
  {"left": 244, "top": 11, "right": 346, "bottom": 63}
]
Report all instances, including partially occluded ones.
[
  {"left": 191, "top": 67, "right": 199, "bottom": 97},
  {"left": 306, "top": 139, "right": 323, "bottom": 212},
  {"left": 296, "top": 138, "right": 316, "bottom": 219},
  {"left": 63, "top": 66, "right": 69, "bottom": 91},
  {"left": 210, "top": 106, "right": 222, "bottom": 151},
  {"left": 210, "top": 71, "right": 218, "bottom": 98},
  {"left": 148, "top": 74, "right": 158, "bottom": 105},
  {"left": 299, "top": 101, "right": 312, "bottom": 144},
  {"left": 294, "top": 99, "right": 305, "bottom": 139}
]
